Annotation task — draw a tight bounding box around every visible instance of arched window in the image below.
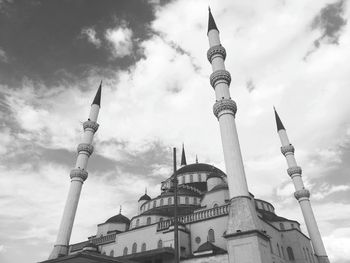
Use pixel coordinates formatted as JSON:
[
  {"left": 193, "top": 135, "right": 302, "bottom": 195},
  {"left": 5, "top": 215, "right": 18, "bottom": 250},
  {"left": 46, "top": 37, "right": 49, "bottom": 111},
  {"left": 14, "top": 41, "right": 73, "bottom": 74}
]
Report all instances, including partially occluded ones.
[
  {"left": 279, "top": 223, "right": 285, "bottom": 230},
  {"left": 109, "top": 250, "right": 114, "bottom": 257},
  {"left": 158, "top": 239, "right": 163, "bottom": 248},
  {"left": 160, "top": 199, "right": 164, "bottom": 206},
  {"left": 291, "top": 223, "right": 295, "bottom": 229},
  {"left": 281, "top": 246, "right": 285, "bottom": 259},
  {"left": 277, "top": 243, "right": 281, "bottom": 257},
  {"left": 132, "top": 242, "right": 137, "bottom": 253},
  {"left": 147, "top": 203, "right": 150, "bottom": 209},
  {"left": 181, "top": 176, "right": 185, "bottom": 184},
  {"left": 194, "top": 198, "right": 197, "bottom": 205},
  {"left": 153, "top": 200, "right": 156, "bottom": 207},
  {"left": 168, "top": 197, "right": 172, "bottom": 205},
  {"left": 136, "top": 218, "right": 140, "bottom": 227},
  {"left": 287, "top": 247, "right": 295, "bottom": 261},
  {"left": 185, "top": 197, "right": 189, "bottom": 204},
  {"left": 123, "top": 247, "right": 128, "bottom": 256},
  {"left": 189, "top": 174, "right": 193, "bottom": 182},
  {"left": 198, "top": 174, "right": 202, "bottom": 182},
  {"left": 208, "top": 229, "right": 215, "bottom": 242},
  {"left": 141, "top": 243, "right": 146, "bottom": 252},
  {"left": 146, "top": 217, "right": 151, "bottom": 225}
]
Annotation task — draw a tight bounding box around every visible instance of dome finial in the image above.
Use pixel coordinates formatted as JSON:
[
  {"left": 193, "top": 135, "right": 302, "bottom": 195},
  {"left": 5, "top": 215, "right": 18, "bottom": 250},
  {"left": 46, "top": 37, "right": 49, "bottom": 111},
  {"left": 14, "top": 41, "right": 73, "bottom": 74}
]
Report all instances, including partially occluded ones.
[
  {"left": 145, "top": 187, "right": 147, "bottom": 195},
  {"left": 273, "top": 106, "right": 285, "bottom": 131},
  {"left": 119, "top": 205, "right": 122, "bottom": 214},
  {"left": 195, "top": 154, "right": 198, "bottom": 163},
  {"left": 208, "top": 6, "right": 219, "bottom": 34}
]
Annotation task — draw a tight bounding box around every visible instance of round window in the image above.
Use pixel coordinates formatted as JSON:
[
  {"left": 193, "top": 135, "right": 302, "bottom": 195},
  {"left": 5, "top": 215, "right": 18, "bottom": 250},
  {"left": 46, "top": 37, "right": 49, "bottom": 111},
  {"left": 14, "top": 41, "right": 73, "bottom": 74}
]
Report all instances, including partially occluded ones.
[{"left": 195, "top": 236, "right": 201, "bottom": 244}]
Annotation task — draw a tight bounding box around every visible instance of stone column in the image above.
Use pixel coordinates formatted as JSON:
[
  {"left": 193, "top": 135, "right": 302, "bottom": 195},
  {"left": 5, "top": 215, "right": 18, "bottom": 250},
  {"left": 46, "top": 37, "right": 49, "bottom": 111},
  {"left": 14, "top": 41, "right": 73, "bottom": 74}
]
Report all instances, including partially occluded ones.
[
  {"left": 49, "top": 85, "right": 101, "bottom": 259},
  {"left": 275, "top": 109, "right": 329, "bottom": 263}
]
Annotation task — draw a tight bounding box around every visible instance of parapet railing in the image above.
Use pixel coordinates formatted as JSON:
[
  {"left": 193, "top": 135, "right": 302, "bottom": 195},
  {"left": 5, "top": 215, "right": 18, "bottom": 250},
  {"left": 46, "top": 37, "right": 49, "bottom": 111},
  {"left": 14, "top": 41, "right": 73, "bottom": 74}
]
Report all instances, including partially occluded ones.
[
  {"left": 70, "top": 232, "right": 117, "bottom": 252},
  {"left": 157, "top": 204, "right": 229, "bottom": 231}
]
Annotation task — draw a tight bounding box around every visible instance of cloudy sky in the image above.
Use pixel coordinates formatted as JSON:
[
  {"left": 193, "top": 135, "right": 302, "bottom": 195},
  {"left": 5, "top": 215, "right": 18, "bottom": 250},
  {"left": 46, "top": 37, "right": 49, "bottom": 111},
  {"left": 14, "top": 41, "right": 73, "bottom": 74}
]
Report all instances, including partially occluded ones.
[{"left": 0, "top": 0, "right": 349, "bottom": 262}]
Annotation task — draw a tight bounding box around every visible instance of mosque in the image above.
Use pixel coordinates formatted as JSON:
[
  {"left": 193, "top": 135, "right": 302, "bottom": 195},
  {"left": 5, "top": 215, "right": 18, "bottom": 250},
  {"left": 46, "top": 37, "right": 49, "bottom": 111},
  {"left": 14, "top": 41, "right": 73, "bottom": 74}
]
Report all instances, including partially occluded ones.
[{"left": 41, "top": 9, "right": 330, "bottom": 263}]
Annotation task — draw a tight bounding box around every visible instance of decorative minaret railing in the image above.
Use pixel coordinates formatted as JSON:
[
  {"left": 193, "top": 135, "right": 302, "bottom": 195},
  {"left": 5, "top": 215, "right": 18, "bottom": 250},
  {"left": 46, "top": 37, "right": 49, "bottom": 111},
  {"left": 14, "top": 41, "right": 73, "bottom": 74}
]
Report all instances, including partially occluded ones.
[
  {"left": 207, "top": 8, "right": 270, "bottom": 263},
  {"left": 274, "top": 108, "right": 330, "bottom": 263},
  {"left": 49, "top": 83, "right": 102, "bottom": 259}
]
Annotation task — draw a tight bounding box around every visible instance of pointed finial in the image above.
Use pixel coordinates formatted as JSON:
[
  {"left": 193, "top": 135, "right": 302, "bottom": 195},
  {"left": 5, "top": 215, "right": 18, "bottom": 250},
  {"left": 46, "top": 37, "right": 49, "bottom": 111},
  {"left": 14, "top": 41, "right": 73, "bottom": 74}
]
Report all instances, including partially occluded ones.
[
  {"left": 92, "top": 81, "right": 102, "bottom": 107},
  {"left": 181, "top": 143, "right": 187, "bottom": 166},
  {"left": 195, "top": 154, "right": 198, "bottom": 163},
  {"left": 119, "top": 205, "right": 122, "bottom": 214},
  {"left": 274, "top": 106, "right": 285, "bottom": 131},
  {"left": 208, "top": 6, "right": 219, "bottom": 34},
  {"left": 145, "top": 187, "right": 147, "bottom": 195}
]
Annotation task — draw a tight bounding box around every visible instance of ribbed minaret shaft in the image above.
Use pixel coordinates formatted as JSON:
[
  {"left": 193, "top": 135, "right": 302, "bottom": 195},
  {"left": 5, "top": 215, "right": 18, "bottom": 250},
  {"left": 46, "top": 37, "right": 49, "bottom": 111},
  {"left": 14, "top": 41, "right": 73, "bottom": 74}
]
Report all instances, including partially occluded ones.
[
  {"left": 207, "top": 9, "right": 269, "bottom": 263},
  {"left": 275, "top": 109, "right": 329, "bottom": 263},
  {"left": 48, "top": 84, "right": 102, "bottom": 259}
]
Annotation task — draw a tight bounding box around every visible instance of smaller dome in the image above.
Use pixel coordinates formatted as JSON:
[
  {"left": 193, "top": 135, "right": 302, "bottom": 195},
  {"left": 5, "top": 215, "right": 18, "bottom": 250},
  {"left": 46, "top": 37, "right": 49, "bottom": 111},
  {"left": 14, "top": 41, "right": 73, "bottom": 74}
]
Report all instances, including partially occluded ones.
[
  {"left": 209, "top": 184, "right": 228, "bottom": 192},
  {"left": 138, "top": 193, "right": 151, "bottom": 201},
  {"left": 206, "top": 172, "right": 222, "bottom": 180},
  {"left": 105, "top": 213, "right": 130, "bottom": 224}
]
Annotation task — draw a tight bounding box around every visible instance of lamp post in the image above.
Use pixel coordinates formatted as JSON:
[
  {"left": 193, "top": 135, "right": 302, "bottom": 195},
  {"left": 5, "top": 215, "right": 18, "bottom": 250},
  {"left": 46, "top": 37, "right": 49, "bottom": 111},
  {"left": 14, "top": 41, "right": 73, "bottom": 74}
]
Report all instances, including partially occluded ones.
[{"left": 172, "top": 147, "right": 180, "bottom": 263}]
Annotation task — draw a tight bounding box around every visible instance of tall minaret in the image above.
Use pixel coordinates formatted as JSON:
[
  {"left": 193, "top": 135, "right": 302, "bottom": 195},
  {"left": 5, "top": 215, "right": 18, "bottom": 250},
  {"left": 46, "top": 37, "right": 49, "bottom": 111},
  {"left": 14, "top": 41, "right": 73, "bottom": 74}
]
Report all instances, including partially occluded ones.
[
  {"left": 49, "top": 83, "right": 102, "bottom": 259},
  {"left": 274, "top": 108, "right": 330, "bottom": 263},
  {"left": 207, "top": 9, "right": 270, "bottom": 263}
]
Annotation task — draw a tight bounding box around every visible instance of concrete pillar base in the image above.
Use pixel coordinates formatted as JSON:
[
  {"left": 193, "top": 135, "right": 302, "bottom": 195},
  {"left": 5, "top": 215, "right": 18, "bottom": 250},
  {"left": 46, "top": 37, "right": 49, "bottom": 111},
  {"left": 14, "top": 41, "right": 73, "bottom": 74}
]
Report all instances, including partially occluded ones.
[
  {"left": 317, "top": 256, "right": 330, "bottom": 263},
  {"left": 226, "top": 196, "right": 261, "bottom": 234},
  {"left": 48, "top": 245, "right": 68, "bottom": 259}
]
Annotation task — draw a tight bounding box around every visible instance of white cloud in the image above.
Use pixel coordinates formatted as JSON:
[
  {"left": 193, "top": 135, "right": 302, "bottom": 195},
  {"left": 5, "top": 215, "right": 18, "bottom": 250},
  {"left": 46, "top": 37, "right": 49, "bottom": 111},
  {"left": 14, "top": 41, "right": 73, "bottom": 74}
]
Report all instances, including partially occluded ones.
[
  {"left": 105, "top": 23, "right": 133, "bottom": 58},
  {"left": 81, "top": 27, "right": 101, "bottom": 48}
]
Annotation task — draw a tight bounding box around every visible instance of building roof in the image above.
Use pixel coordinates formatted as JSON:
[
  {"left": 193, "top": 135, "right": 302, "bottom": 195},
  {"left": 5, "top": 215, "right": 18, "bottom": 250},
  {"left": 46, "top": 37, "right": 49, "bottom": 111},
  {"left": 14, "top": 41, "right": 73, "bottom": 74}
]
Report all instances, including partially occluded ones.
[
  {"left": 193, "top": 241, "right": 226, "bottom": 255},
  {"left": 175, "top": 163, "right": 226, "bottom": 177},
  {"left": 39, "top": 251, "right": 135, "bottom": 263},
  {"left": 105, "top": 213, "right": 130, "bottom": 224},
  {"left": 138, "top": 193, "right": 151, "bottom": 201}
]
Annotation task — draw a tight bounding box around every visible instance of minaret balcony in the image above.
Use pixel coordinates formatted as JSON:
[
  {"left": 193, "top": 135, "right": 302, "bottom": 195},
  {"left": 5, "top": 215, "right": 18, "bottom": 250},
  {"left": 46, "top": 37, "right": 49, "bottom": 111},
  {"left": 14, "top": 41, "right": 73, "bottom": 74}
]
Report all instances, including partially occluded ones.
[
  {"left": 287, "top": 166, "right": 302, "bottom": 177},
  {"left": 213, "top": 98, "right": 237, "bottom": 118},
  {"left": 83, "top": 120, "right": 99, "bottom": 133},
  {"left": 280, "top": 144, "right": 295, "bottom": 156},
  {"left": 70, "top": 169, "right": 88, "bottom": 181},
  {"left": 294, "top": 189, "right": 310, "bottom": 200},
  {"left": 210, "top": 69, "right": 231, "bottom": 88},
  {"left": 77, "top": 143, "right": 94, "bottom": 156},
  {"left": 207, "top": 45, "right": 226, "bottom": 63}
]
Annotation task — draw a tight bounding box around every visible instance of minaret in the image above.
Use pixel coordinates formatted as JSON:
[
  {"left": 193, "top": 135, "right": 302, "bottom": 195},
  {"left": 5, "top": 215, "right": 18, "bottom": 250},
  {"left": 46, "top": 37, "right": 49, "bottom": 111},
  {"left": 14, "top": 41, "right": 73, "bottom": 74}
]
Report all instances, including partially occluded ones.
[
  {"left": 49, "top": 83, "right": 102, "bottom": 259},
  {"left": 180, "top": 143, "right": 187, "bottom": 167},
  {"left": 207, "top": 8, "right": 270, "bottom": 263},
  {"left": 274, "top": 108, "right": 330, "bottom": 263}
]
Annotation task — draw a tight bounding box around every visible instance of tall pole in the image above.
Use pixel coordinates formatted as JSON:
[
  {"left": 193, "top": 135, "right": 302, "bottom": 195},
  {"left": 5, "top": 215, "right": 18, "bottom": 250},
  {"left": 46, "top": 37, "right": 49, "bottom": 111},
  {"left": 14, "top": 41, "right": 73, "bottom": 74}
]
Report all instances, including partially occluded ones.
[
  {"left": 173, "top": 147, "right": 179, "bottom": 263},
  {"left": 49, "top": 83, "right": 102, "bottom": 259},
  {"left": 274, "top": 108, "right": 330, "bottom": 263}
]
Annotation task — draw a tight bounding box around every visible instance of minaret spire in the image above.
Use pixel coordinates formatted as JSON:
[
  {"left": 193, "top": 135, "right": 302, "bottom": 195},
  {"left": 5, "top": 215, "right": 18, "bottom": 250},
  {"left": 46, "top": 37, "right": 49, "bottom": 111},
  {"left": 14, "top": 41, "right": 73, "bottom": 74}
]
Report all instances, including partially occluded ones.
[
  {"left": 208, "top": 7, "right": 219, "bottom": 34},
  {"left": 180, "top": 143, "right": 187, "bottom": 166},
  {"left": 206, "top": 8, "right": 269, "bottom": 263},
  {"left": 276, "top": 109, "right": 329, "bottom": 263},
  {"left": 49, "top": 83, "right": 102, "bottom": 259},
  {"left": 274, "top": 106, "right": 285, "bottom": 131},
  {"left": 92, "top": 80, "right": 102, "bottom": 107}
]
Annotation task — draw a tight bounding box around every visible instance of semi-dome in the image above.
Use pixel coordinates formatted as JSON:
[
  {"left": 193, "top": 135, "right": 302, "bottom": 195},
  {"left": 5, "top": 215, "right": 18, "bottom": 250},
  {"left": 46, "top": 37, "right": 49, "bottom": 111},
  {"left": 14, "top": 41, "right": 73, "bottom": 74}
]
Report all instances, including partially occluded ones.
[
  {"left": 175, "top": 163, "right": 226, "bottom": 177},
  {"left": 138, "top": 193, "right": 151, "bottom": 202},
  {"left": 209, "top": 183, "right": 228, "bottom": 192},
  {"left": 105, "top": 213, "right": 130, "bottom": 224}
]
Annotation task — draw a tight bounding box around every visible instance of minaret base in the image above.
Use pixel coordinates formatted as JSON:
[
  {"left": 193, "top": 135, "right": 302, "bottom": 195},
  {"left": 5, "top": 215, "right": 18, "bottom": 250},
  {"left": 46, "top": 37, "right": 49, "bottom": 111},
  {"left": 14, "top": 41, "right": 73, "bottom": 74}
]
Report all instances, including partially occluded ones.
[
  {"left": 317, "top": 256, "right": 330, "bottom": 263},
  {"left": 48, "top": 245, "right": 68, "bottom": 260},
  {"left": 224, "top": 230, "right": 271, "bottom": 263},
  {"left": 226, "top": 196, "right": 261, "bottom": 233},
  {"left": 224, "top": 197, "right": 271, "bottom": 263}
]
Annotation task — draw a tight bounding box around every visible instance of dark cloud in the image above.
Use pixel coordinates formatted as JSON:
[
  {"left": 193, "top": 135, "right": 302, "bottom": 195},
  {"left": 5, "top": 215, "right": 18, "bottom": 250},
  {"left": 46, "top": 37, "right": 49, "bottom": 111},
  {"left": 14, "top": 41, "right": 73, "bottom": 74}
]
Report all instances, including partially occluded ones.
[
  {"left": 0, "top": 0, "right": 157, "bottom": 86},
  {"left": 304, "top": 0, "right": 347, "bottom": 59}
]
